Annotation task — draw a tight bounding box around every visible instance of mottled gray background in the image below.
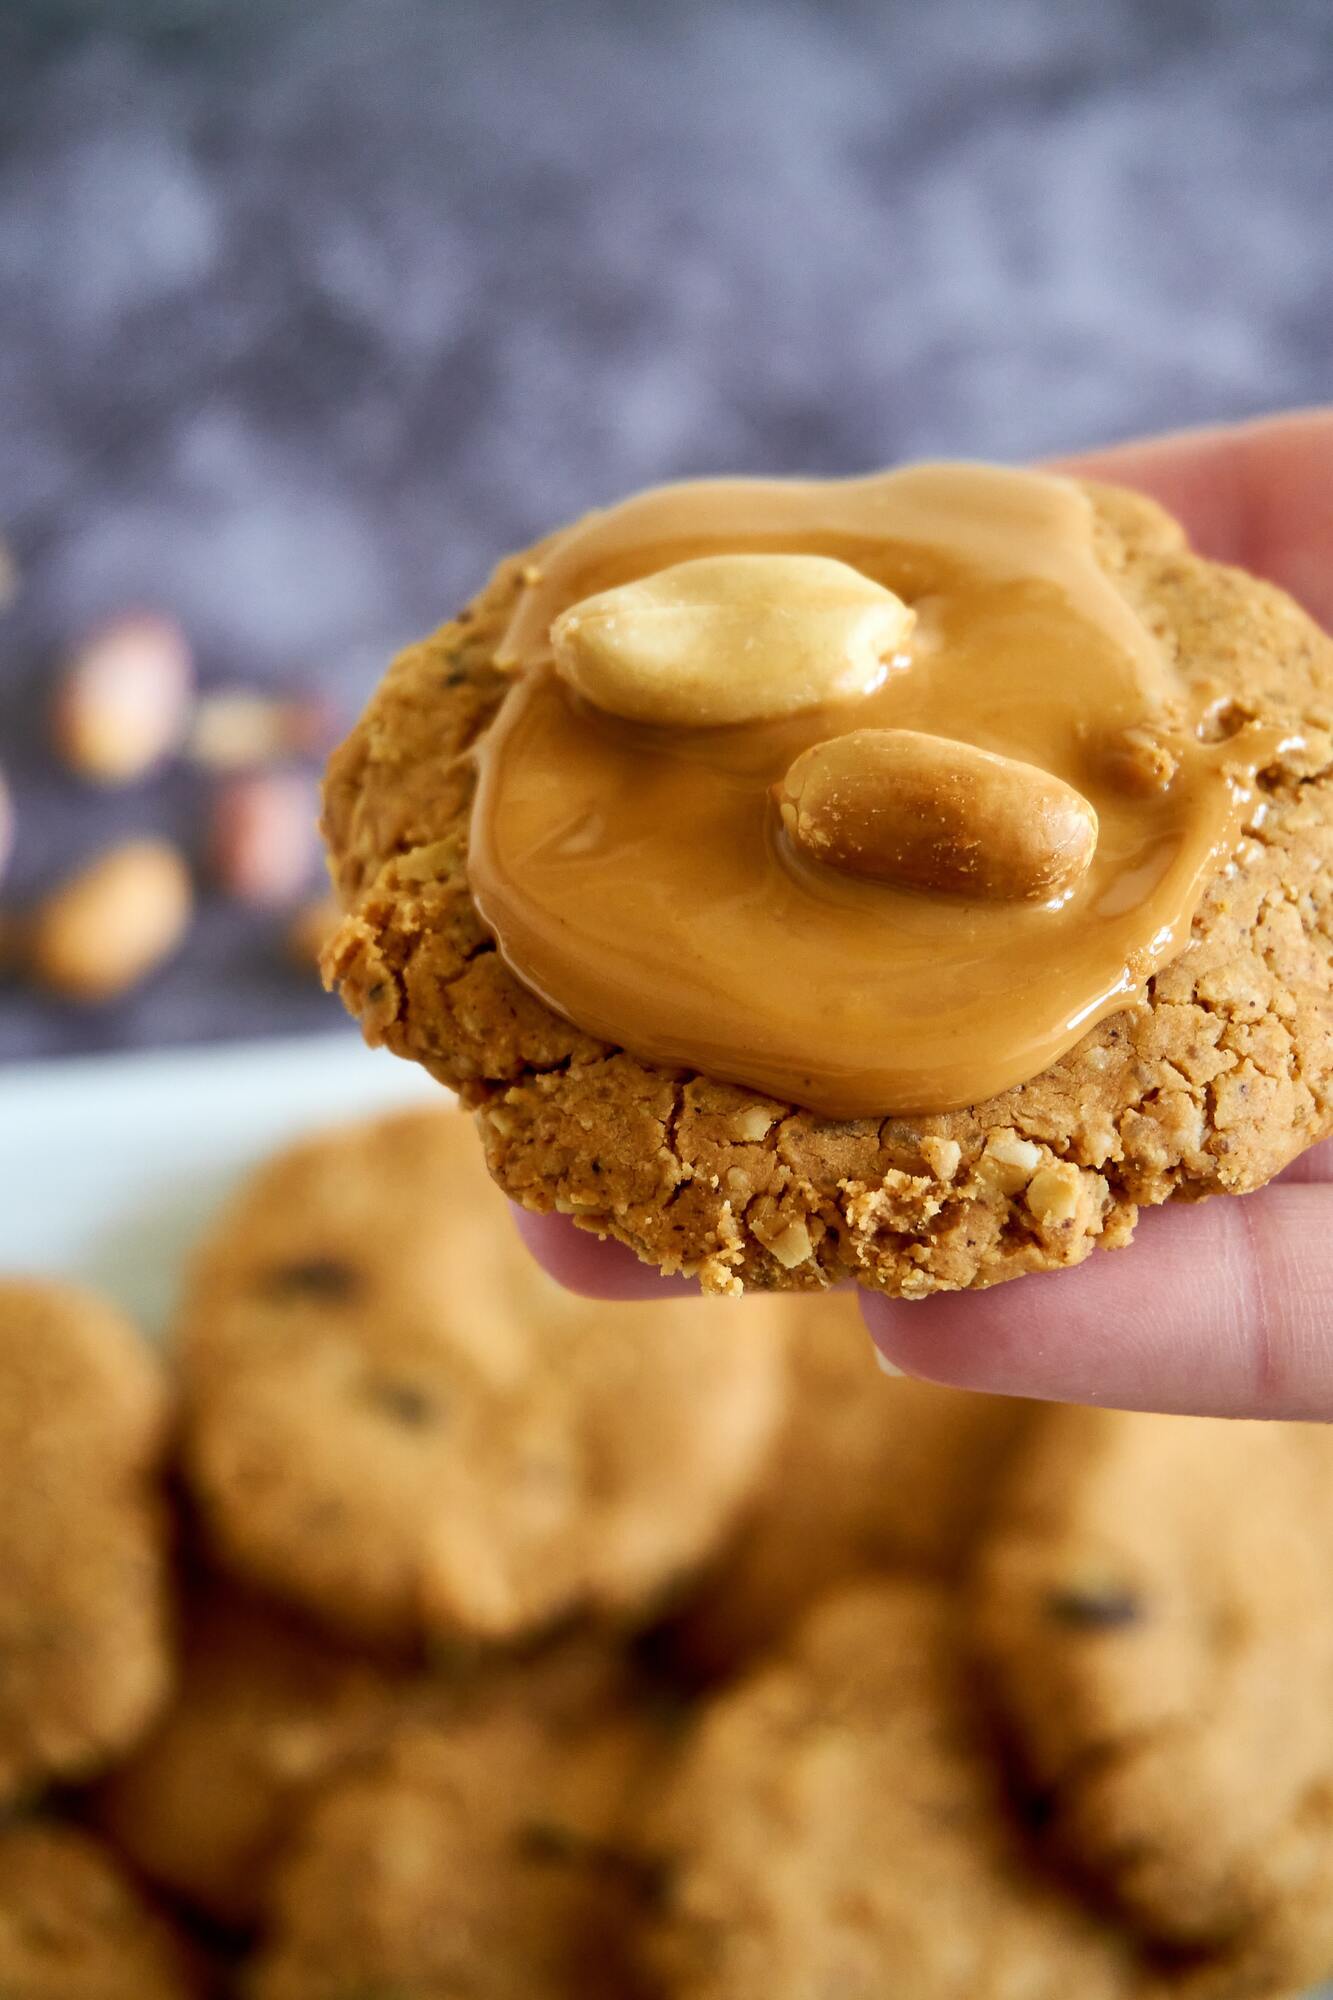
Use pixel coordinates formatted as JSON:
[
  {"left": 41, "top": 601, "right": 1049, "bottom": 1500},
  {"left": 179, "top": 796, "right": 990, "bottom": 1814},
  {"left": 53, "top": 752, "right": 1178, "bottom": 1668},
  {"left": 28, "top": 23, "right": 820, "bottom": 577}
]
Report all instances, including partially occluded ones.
[{"left": 2, "top": 0, "right": 1331, "bottom": 1061}]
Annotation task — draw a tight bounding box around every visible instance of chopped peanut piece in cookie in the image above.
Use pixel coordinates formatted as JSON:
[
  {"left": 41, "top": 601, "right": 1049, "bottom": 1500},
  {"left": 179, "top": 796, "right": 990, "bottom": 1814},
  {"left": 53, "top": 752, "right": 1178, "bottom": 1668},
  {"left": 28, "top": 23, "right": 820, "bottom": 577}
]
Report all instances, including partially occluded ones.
[{"left": 1024, "top": 1161, "right": 1084, "bottom": 1229}]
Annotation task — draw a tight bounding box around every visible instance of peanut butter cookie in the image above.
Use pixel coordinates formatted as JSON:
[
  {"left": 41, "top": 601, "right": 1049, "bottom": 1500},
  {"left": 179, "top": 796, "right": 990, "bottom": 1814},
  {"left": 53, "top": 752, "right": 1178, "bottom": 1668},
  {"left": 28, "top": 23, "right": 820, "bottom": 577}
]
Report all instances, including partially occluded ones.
[
  {"left": 971, "top": 1403, "right": 1333, "bottom": 1986},
  {"left": 641, "top": 1581, "right": 1324, "bottom": 1998},
  {"left": 91, "top": 1581, "right": 413, "bottom": 1931},
  {"left": 0, "top": 1822, "right": 201, "bottom": 1999},
  {"left": 637, "top": 1581, "right": 1207, "bottom": 2000},
  {"left": 669, "top": 1294, "right": 1030, "bottom": 1677},
  {"left": 0, "top": 1280, "right": 173, "bottom": 1804},
  {"left": 251, "top": 1643, "right": 674, "bottom": 2000},
  {"left": 177, "top": 1108, "right": 785, "bottom": 1646},
  {"left": 321, "top": 469, "right": 1333, "bottom": 1298}
]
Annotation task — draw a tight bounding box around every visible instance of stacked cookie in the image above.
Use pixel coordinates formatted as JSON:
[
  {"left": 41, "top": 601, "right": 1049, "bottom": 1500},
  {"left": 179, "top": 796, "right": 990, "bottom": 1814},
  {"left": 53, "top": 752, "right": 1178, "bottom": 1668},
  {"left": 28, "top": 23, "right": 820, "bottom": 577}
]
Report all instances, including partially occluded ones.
[
  {"left": 0, "top": 1280, "right": 197, "bottom": 1998},
  {"left": 643, "top": 1427, "right": 1333, "bottom": 2000},
  {"left": 3, "top": 1108, "right": 1332, "bottom": 1997}
]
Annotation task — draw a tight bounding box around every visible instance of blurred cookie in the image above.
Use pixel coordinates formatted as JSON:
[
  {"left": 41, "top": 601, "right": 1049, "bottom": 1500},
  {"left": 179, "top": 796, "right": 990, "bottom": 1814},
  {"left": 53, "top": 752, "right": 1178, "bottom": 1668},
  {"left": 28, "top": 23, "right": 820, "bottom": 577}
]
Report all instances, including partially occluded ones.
[
  {"left": 251, "top": 1644, "right": 675, "bottom": 2000},
  {"left": 177, "top": 1108, "right": 786, "bottom": 1646},
  {"left": 91, "top": 1581, "right": 415, "bottom": 1931},
  {"left": 0, "top": 1822, "right": 200, "bottom": 1999},
  {"left": 670, "top": 1294, "right": 1029, "bottom": 1675},
  {"left": 971, "top": 1404, "right": 1333, "bottom": 1982},
  {"left": 639, "top": 1581, "right": 1175, "bottom": 1999},
  {"left": 0, "top": 1280, "right": 172, "bottom": 1803}
]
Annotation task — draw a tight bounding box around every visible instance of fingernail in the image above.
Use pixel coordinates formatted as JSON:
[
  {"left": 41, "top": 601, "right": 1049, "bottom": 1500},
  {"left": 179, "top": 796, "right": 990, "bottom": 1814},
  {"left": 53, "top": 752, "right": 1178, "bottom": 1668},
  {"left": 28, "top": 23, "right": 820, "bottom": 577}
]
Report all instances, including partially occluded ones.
[{"left": 873, "top": 1346, "right": 903, "bottom": 1378}]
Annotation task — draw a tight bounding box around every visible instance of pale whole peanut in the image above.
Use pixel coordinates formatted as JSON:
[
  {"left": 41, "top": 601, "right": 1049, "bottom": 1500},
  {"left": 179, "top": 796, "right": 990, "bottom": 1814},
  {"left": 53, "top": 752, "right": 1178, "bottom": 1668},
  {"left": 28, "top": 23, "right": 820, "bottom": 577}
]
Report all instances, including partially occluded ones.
[
  {"left": 777, "top": 728, "right": 1098, "bottom": 902},
  {"left": 550, "top": 553, "right": 915, "bottom": 727},
  {"left": 187, "top": 689, "right": 335, "bottom": 770},
  {"left": 52, "top": 612, "right": 193, "bottom": 785},
  {"left": 30, "top": 839, "right": 193, "bottom": 1000}
]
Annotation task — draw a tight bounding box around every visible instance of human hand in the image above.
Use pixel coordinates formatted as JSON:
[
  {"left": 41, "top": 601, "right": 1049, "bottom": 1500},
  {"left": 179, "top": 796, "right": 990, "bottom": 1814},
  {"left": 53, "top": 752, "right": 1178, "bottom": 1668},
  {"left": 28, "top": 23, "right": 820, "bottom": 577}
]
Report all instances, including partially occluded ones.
[{"left": 519, "top": 410, "right": 1333, "bottom": 1418}]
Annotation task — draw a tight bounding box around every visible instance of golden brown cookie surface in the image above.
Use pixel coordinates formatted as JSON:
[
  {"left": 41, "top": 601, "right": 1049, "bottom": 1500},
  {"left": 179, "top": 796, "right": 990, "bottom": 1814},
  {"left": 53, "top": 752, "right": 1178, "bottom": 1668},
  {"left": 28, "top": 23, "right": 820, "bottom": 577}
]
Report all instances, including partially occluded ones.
[
  {"left": 322, "top": 481, "right": 1333, "bottom": 1297},
  {"left": 90, "top": 1580, "right": 416, "bottom": 1931},
  {"left": 639, "top": 1581, "right": 1184, "bottom": 2000},
  {"left": 177, "top": 1108, "right": 786, "bottom": 1645},
  {"left": 0, "top": 1280, "right": 173, "bottom": 1804},
  {"left": 669, "top": 1294, "right": 1030, "bottom": 1677},
  {"left": 0, "top": 1822, "right": 201, "bottom": 1999},
  {"left": 251, "top": 1642, "right": 675, "bottom": 2000},
  {"left": 971, "top": 1404, "right": 1333, "bottom": 1984}
]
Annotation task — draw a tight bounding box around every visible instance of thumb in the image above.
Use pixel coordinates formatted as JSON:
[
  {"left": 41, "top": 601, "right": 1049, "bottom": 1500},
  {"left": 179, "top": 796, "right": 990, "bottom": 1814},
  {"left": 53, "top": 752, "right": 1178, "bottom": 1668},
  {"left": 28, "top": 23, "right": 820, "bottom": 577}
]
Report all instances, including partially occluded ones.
[{"left": 862, "top": 1182, "right": 1333, "bottom": 1419}]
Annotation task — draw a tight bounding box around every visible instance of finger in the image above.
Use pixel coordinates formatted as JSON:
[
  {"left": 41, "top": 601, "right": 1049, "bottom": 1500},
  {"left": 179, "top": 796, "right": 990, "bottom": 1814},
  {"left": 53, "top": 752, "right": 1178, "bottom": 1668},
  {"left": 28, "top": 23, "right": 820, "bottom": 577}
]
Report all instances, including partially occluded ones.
[
  {"left": 511, "top": 1205, "right": 697, "bottom": 1300},
  {"left": 862, "top": 1186, "right": 1333, "bottom": 1419},
  {"left": 1053, "top": 407, "right": 1333, "bottom": 630}
]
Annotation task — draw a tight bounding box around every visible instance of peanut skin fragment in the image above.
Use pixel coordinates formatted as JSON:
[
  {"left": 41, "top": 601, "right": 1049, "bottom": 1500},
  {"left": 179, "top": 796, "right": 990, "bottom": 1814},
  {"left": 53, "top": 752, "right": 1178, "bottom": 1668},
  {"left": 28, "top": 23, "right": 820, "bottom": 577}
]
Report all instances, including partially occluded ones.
[
  {"left": 777, "top": 727, "right": 1098, "bottom": 902},
  {"left": 210, "top": 771, "right": 318, "bottom": 908}
]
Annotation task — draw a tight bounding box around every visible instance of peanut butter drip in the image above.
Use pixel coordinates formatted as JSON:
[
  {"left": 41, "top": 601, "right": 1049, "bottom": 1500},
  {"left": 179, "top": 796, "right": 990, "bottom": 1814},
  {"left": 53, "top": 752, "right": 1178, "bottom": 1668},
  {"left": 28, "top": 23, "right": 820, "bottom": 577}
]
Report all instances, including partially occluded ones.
[{"left": 470, "top": 464, "right": 1292, "bottom": 1117}]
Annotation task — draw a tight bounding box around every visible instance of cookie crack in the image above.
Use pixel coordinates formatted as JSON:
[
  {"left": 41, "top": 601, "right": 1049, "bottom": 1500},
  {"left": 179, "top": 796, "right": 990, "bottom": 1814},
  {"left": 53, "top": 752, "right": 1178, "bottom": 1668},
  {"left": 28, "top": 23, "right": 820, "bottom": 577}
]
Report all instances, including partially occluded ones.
[{"left": 661, "top": 1084, "right": 688, "bottom": 1175}]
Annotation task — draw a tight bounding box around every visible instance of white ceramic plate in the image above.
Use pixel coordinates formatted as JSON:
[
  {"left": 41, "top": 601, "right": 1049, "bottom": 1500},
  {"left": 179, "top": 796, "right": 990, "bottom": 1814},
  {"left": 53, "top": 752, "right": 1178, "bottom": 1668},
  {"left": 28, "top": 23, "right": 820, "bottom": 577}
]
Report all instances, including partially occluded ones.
[{"left": 0, "top": 1033, "right": 441, "bottom": 1335}]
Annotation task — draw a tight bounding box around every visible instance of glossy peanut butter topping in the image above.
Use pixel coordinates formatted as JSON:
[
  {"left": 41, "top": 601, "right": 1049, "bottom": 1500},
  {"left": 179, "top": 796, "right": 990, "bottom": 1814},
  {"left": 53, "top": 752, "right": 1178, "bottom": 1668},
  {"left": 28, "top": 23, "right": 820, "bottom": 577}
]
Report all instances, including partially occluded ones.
[{"left": 470, "top": 464, "right": 1291, "bottom": 1117}]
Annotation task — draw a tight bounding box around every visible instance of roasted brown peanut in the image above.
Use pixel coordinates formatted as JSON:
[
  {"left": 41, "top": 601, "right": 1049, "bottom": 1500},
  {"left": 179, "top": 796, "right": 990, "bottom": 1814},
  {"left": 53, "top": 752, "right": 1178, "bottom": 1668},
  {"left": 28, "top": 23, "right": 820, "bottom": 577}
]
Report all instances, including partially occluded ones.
[
  {"left": 29, "top": 840, "right": 193, "bottom": 1000},
  {"left": 777, "top": 728, "right": 1098, "bottom": 902},
  {"left": 551, "top": 553, "right": 914, "bottom": 727},
  {"left": 52, "top": 613, "right": 193, "bottom": 785}
]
